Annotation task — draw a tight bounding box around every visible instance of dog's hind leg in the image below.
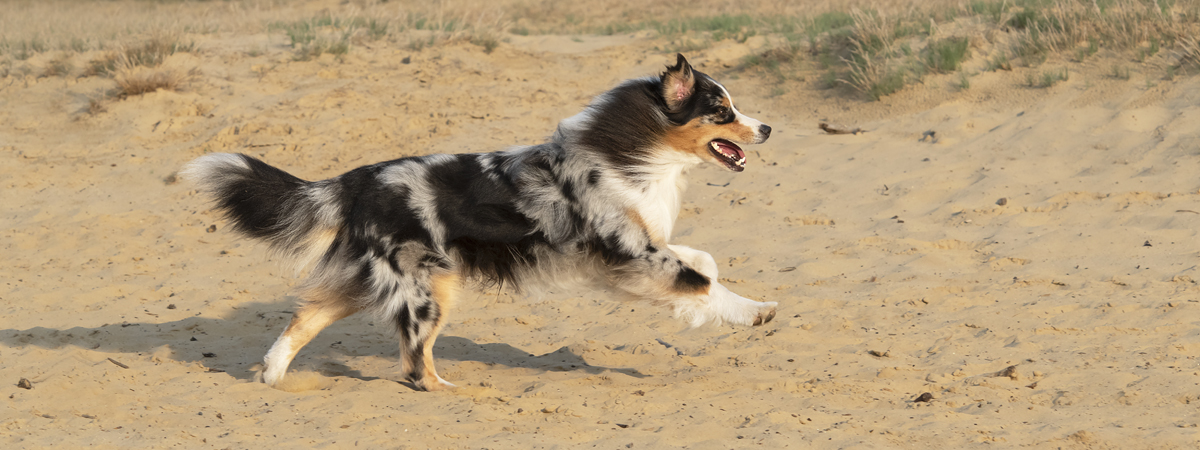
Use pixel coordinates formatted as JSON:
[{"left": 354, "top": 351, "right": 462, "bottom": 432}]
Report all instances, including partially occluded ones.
[
  {"left": 262, "top": 291, "right": 359, "bottom": 388},
  {"left": 395, "top": 272, "right": 460, "bottom": 391}
]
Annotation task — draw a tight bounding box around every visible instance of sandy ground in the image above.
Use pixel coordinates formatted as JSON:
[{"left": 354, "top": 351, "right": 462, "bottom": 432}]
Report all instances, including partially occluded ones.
[{"left": 3, "top": 3, "right": 1200, "bottom": 449}]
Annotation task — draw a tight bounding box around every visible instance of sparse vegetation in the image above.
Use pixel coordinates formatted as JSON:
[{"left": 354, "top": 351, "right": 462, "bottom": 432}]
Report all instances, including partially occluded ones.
[
  {"left": 86, "top": 95, "right": 107, "bottom": 115},
  {"left": 3, "top": 0, "right": 1199, "bottom": 102},
  {"left": 7, "top": 37, "right": 49, "bottom": 61},
  {"left": 841, "top": 40, "right": 907, "bottom": 101},
  {"left": 42, "top": 53, "right": 73, "bottom": 77},
  {"left": 1028, "top": 67, "right": 1069, "bottom": 88},
  {"left": 291, "top": 34, "right": 351, "bottom": 61},
  {"left": 1075, "top": 38, "right": 1099, "bottom": 61},
  {"left": 113, "top": 66, "right": 191, "bottom": 97},
  {"left": 1111, "top": 64, "right": 1132, "bottom": 80},
  {"left": 365, "top": 19, "right": 389, "bottom": 41},
  {"left": 926, "top": 37, "right": 970, "bottom": 73},
  {"left": 469, "top": 33, "right": 500, "bottom": 53},
  {"left": 986, "top": 53, "right": 1011, "bottom": 72},
  {"left": 85, "top": 35, "right": 194, "bottom": 76}
]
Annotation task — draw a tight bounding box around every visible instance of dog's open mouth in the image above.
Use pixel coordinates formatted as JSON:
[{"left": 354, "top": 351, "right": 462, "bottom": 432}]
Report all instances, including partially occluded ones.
[{"left": 708, "top": 139, "right": 746, "bottom": 172}]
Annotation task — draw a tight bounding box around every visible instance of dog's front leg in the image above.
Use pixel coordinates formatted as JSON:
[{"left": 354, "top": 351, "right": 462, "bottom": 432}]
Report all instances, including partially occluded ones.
[
  {"left": 606, "top": 243, "right": 776, "bottom": 328},
  {"left": 668, "top": 244, "right": 777, "bottom": 327}
]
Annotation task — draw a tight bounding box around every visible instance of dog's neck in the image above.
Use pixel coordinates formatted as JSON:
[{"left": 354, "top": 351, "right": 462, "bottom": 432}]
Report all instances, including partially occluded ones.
[{"left": 553, "top": 112, "right": 699, "bottom": 243}]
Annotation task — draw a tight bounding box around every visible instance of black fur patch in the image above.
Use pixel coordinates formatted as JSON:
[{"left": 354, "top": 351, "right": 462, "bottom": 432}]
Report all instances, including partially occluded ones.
[
  {"left": 673, "top": 266, "right": 710, "bottom": 293},
  {"left": 405, "top": 367, "right": 423, "bottom": 383},
  {"left": 414, "top": 300, "right": 433, "bottom": 322},
  {"left": 395, "top": 304, "right": 413, "bottom": 340},
  {"left": 586, "top": 235, "right": 636, "bottom": 266},
  {"left": 428, "top": 155, "right": 535, "bottom": 244},
  {"left": 210, "top": 155, "right": 311, "bottom": 240}
]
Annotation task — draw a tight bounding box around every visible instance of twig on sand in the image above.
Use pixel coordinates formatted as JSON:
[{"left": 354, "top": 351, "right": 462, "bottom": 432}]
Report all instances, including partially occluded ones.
[{"left": 819, "top": 122, "right": 864, "bottom": 135}]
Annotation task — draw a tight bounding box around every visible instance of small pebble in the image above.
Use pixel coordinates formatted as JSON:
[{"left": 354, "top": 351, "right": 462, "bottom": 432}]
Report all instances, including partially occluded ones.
[
  {"left": 17, "top": 378, "right": 32, "bottom": 389},
  {"left": 996, "top": 197, "right": 1008, "bottom": 206},
  {"left": 914, "top": 392, "right": 934, "bottom": 402}
]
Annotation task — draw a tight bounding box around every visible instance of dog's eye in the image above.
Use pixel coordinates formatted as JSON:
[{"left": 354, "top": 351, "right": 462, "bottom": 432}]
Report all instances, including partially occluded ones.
[{"left": 714, "top": 106, "right": 729, "bottom": 117}]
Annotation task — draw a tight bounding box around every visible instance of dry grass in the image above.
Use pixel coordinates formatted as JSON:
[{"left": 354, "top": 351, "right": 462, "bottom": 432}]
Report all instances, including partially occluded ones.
[
  {"left": 1177, "top": 35, "right": 1200, "bottom": 70},
  {"left": 86, "top": 95, "right": 107, "bottom": 115},
  {"left": 42, "top": 53, "right": 73, "bottom": 77},
  {"left": 113, "top": 66, "right": 189, "bottom": 97},
  {"left": 85, "top": 34, "right": 193, "bottom": 77},
  {"left": 5, "top": 0, "right": 1200, "bottom": 102}
]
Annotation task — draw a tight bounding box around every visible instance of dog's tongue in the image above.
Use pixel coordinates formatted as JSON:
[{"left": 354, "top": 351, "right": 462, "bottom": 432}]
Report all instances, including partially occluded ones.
[{"left": 714, "top": 140, "right": 744, "bottom": 160}]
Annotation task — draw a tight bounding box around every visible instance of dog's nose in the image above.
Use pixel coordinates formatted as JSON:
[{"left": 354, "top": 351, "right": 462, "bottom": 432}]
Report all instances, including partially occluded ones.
[{"left": 759, "top": 124, "right": 772, "bottom": 139}]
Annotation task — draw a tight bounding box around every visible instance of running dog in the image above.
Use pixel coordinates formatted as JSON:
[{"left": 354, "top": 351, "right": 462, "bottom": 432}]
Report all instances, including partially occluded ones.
[{"left": 184, "top": 54, "right": 776, "bottom": 391}]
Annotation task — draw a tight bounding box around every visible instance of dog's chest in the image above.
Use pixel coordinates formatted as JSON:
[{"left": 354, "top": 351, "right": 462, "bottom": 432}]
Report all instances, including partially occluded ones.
[{"left": 629, "top": 167, "right": 687, "bottom": 243}]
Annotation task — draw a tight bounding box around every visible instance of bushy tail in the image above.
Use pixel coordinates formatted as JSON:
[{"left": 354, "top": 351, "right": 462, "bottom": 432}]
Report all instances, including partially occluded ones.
[{"left": 183, "top": 153, "right": 341, "bottom": 263}]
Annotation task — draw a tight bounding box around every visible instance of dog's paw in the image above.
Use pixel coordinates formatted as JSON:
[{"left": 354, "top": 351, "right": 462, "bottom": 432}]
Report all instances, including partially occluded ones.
[
  {"left": 752, "top": 302, "right": 778, "bottom": 326},
  {"left": 418, "top": 376, "right": 457, "bottom": 392},
  {"left": 261, "top": 365, "right": 284, "bottom": 387},
  {"left": 695, "top": 284, "right": 779, "bottom": 327}
]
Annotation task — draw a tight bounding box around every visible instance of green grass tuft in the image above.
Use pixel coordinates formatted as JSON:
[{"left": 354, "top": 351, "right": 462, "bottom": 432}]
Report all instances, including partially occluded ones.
[
  {"left": 985, "top": 53, "right": 1011, "bottom": 71},
  {"left": 1028, "top": 67, "right": 1068, "bottom": 88},
  {"left": 1111, "top": 64, "right": 1132, "bottom": 80},
  {"left": 925, "top": 36, "right": 970, "bottom": 73},
  {"left": 469, "top": 34, "right": 500, "bottom": 54},
  {"left": 1075, "top": 38, "right": 1099, "bottom": 61}
]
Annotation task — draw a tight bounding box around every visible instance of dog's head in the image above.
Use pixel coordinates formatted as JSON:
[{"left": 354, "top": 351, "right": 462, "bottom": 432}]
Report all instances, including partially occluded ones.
[{"left": 659, "top": 54, "right": 771, "bottom": 172}]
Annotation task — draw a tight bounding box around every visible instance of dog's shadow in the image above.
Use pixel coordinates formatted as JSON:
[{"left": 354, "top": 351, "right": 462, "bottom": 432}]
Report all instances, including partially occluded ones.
[{"left": 1, "top": 301, "right": 646, "bottom": 386}]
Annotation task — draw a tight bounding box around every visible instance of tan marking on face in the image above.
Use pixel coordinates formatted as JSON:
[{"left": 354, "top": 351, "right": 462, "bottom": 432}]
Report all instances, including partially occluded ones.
[
  {"left": 715, "top": 120, "right": 758, "bottom": 142},
  {"left": 662, "top": 118, "right": 757, "bottom": 162}
]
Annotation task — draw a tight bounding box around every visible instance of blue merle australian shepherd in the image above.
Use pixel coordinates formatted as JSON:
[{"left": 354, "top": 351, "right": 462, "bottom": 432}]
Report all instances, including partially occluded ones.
[{"left": 184, "top": 54, "right": 776, "bottom": 391}]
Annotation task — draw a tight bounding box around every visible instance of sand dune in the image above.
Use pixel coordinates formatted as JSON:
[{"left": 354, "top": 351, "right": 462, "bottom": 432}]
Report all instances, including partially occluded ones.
[{"left": 3, "top": 2, "right": 1200, "bottom": 449}]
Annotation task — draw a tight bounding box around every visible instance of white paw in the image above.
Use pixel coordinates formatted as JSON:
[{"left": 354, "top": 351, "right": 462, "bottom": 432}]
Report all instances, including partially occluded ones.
[
  {"left": 262, "top": 364, "right": 286, "bottom": 387},
  {"left": 675, "top": 283, "right": 778, "bottom": 327},
  {"left": 752, "top": 302, "right": 778, "bottom": 326}
]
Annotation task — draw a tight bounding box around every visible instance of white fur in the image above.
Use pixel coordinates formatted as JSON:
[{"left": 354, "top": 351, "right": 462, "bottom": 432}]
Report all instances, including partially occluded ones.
[
  {"left": 262, "top": 333, "right": 294, "bottom": 386},
  {"left": 379, "top": 161, "right": 448, "bottom": 249},
  {"left": 668, "top": 245, "right": 777, "bottom": 327},
  {"left": 628, "top": 155, "right": 694, "bottom": 241},
  {"left": 717, "top": 83, "right": 769, "bottom": 144},
  {"left": 181, "top": 152, "right": 250, "bottom": 188}
]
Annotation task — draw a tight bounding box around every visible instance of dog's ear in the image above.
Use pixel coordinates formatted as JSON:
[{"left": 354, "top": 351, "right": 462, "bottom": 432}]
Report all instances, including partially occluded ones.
[{"left": 662, "top": 53, "right": 695, "bottom": 112}]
